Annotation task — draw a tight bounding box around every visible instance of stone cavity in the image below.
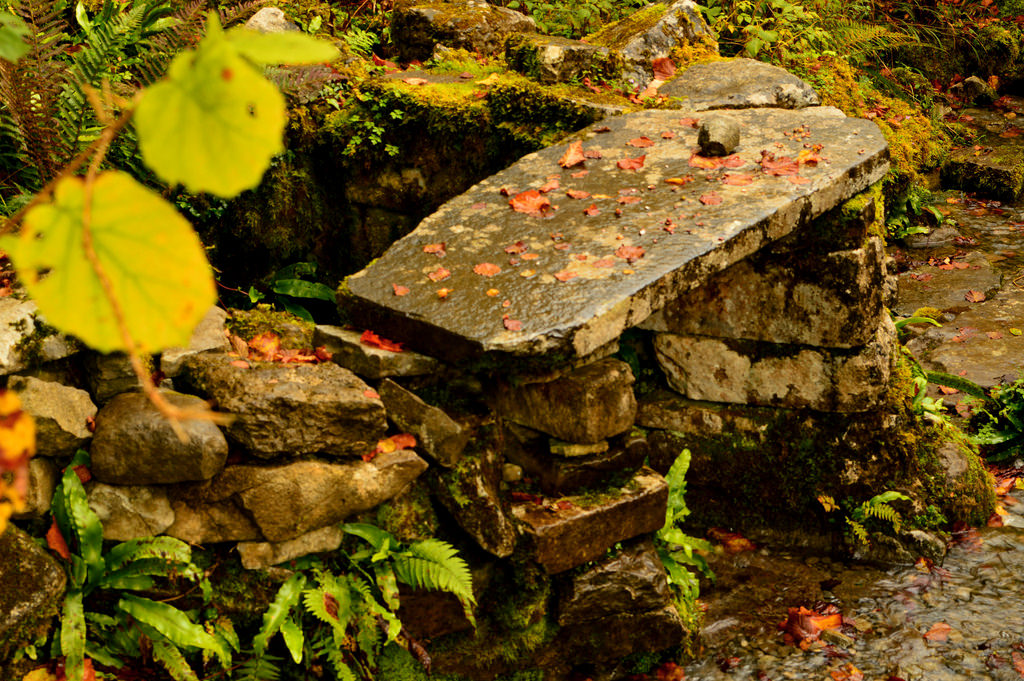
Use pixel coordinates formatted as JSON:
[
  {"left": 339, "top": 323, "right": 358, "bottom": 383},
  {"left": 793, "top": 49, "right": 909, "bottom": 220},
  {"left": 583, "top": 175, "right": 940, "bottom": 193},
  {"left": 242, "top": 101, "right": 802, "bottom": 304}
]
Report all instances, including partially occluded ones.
[
  {"left": 379, "top": 378, "right": 469, "bottom": 467},
  {"left": 343, "top": 106, "right": 888, "bottom": 364},
  {"left": 663, "top": 58, "right": 821, "bottom": 110}
]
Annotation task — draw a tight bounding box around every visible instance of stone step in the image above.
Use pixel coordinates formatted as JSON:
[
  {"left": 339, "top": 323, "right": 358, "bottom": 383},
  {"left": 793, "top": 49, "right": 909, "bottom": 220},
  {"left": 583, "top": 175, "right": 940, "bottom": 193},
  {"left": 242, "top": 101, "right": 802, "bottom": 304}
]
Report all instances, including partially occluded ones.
[
  {"left": 941, "top": 100, "right": 1024, "bottom": 200},
  {"left": 342, "top": 106, "right": 888, "bottom": 365}
]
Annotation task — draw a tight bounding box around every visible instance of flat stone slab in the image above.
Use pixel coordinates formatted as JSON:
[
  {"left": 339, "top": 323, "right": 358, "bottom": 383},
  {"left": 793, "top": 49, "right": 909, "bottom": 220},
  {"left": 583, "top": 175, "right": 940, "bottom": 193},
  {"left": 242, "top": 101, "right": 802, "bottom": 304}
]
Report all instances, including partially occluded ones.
[
  {"left": 895, "top": 251, "right": 1002, "bottom": 316},
  {"left": 662, "top": 58, "right": 821, "bottom": 111},
  {"left": 343, "top": 106, "right": 888, "bottom": 364}
]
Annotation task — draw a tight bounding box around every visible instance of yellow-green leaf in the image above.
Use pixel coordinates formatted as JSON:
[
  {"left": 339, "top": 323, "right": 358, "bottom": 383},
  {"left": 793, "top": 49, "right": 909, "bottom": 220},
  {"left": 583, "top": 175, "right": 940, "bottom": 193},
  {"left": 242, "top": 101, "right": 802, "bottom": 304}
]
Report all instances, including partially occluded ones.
[
  {"left": 133, "top": 14, "right": 286, "bottom": 198},
  {"left": 226, "top": 27, "right": 340, "bottom": 64},
  {"left": 0, "top": 172, "right": 215, "bottom": 353}
]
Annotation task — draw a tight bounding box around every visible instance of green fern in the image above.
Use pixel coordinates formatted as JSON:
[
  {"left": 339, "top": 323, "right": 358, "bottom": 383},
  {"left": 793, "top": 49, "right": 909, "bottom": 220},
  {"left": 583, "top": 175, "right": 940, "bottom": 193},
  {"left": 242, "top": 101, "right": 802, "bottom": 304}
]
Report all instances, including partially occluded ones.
[
  {"left": 846, "top": 518, "right": 870, "bottom": 546},
  {"left": 235, "top": 654, "right": 283, "bottom": 681},
  {"left": 150, "top": 636, "right": 200, "bottom": 681},
  {"left": 302, "top": 570, "right": 353, "bottom": 635},
  {"left": 253, "top": 572, "right": 306, "bottom": 655},
  {"left": 823, "top": 19, "right": 919, "bottom": 57},
  {"left": 393, "top": 538, "right": 476, "bottom": 625}
]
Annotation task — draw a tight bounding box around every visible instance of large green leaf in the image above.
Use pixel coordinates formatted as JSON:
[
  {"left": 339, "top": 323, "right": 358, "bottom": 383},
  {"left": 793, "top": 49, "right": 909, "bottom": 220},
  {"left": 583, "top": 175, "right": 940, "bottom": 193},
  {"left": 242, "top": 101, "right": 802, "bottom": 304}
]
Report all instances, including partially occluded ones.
[
  {"left": 226, "top": 26, "right": 340, "bottom": 64},
  {"left": 0, "top": 11, "right": 29, "bottom": 61},
  {"left": 118, "top": 595, "right": 227, "bottom": 658},
  {"left": 279, "top": 617, "right": 305, "bottom": 664},
  {"left": 61, "top": 590, "right": 87, "bottom": 681},
  {"left": 53, "top": 458, "right": 104, "bottom": 590},
  {"left": 272, "top": 278, "right": 335, "bottom": 301},
  {"left": 253, "top": 572, "right": 306, "bottom": 655},
  {"left": 134, "top": 13, "right": 286, "bottom": 197},
  {"left": 0, "top": 171, "right": 215, "bottom": 354}
]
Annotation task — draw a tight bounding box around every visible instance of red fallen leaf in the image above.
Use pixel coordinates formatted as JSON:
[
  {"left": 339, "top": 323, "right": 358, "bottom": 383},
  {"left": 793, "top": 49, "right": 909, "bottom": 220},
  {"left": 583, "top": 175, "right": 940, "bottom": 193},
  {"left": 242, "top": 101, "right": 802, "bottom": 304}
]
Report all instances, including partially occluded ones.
[
  {"left": 229, "top": 359, "right": 251, "bottom": 368},
  {"left": 505, "top": 241, "right": 528, "bottom": 254},
  {"left": 760, "top": 153, "right": 800, "bottom": 176},
  {"left": 583, "top": 149, "right": 603, "bottom": 159},
  {"left": 509, "top": 189, "right": 553, "bottom": 217},
  {"left": 707, "top": 527, "right": 755, "bottom": 553},
  {"left": 571, "top": 169, "right": 589, "bottom": 179},
  {"left": 661, "top": 130, "right": 676, "bottom": 139},
  {"left": 538, "top": 178, "right": 560, "bottom": 193},
  {"left": 656, "top": 661, "right": 686, "bottom": 681},
  {"left": 627, "top": 136, "right": 655, "bottom": 148},
  {"left": 830, "top": 663, "right": 863, "bottom": 681},
  {"left": 939, "top": 385, "right": 960, "bottom": 394},
  {"left": 555, "top": 499, "right": 574, "bottom": 510},
  {"left": 652, "top": 56, "right": 676, "bottom": 80},
  {"left": 594, "top": 125, "right": 611, "bottom": 133},
  {"left": 583, "top": 204, "right": 600, "bottom": 216},
  {"left": 788, "top": 175, "right": 812, "bottom": 184},
  {"left": 423, "top": 242, "right": 446, "bottom": 256},
  {"left": 700, "top": 192, "right": 723, "bottom": 205},
  {"left": 510, "top": 491, "right": 544, "bottom": 504},
  {"left": 392, "top": 283, "right": 410, "bottom": 296},
  {"left": 473, "top": 262, "right": 501, "bottom": 276},
  {"left": 363, "top": 389, "right": 380, "bottom": 399},
  {"left": 679, "top": 117, "right": 699, "bottom": 128},
  {"left": 72, "top": 465, "right": 91, "bottom": 484},
  {"left": 503, "top": 315, "right": 523, "bottom": 331},
  {"left": 593, "top": 258, "right": 616, "bottom": 267},
  {"left": 427, "top": 266, "right": 451, "bottom": 282},
  {"left": 689, "top": 153, "right": 721, "bottom": 169},
  {"left": 1012, "top": 650, "right": 1024, "bottom": 675},
  {"left": 402, "top": 77, "right": 428, "bottom": 86},
  {"left": 723, "top": 173, "right": 754, "bottom": 186},
  {"left": 360, "top": 329, "right": 404, "bottom": 352},
  {"left": 721, "top": 154, "right": 745, "bottom": 168},
  {"left": 780, "top": 604, "right": 842, "bottom": 645},
  {"left": 371, "top": 54, "right": 397, "bottom": 69},
  {"left": 47, "top": 518, "right": 70, "bottom": 559},
  {"left": 718, "top": 657, "right": 741, "bottom": 672},
  {"left": 249, "top": 332, "right": 281, "bottom": 360},
  {"left": 566, "top": 189, "right": 590, "bottom": 199},
  {"left": 923, "top": 621, "right": 953, "bottom": 642},
  {"left": 965, "top": 289, "right": 986, "bottom": 302},
  {"left": 617, "top": 196, "right": 642, "bottom": 204},
  {"left": 554, "top": 270, "right": 578, "bottom": 281},
  {"left": 665, "top": 176, "right": 694, "bottom": 186},
  {"left": 617, "top": 155, "right": 646, "bottom": 170},
  {"left": 988, "top": 512, "right": 1005, "bottom": 527},
  {"left": 615, "top": 244, "right": 645, "bottom": 262}
]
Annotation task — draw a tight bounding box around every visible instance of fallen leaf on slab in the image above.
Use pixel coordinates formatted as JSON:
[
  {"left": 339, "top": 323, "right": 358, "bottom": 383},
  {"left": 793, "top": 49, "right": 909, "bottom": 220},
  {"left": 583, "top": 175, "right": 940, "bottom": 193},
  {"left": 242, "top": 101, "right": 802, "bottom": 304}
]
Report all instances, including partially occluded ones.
[
  {"left": 363, "top": 389, "right": 380, "bottom": 399},
  {"left": 509, "top": 189, "right": 553, "bottom": 217},
  {"left": 427, "top": 266, "right": 451, "bottom": 282},
  {"left": 538, "top": 178, "right": 560, "bottom": 193},
  {"left": 502, "top": 315, "right": 522, "bottom": 330},
  {"left": 566, "top": 189, "right": 591, "bottom": 199},
  {"left": 583, "top": 149, "right": 603, "bottom": 159},
  {"left": 923, "top": 621, "right": 952, "bottom": 642},
  {"left": 965, "top": 289, "right": 986, "bottom": 302},
  {"left": 652, "top": 56, "right": 676, "bottom": 80},
  {"left": 661, "top": 130, "right": 676, "bottom": 139},
  {"left": 627, "top": 136, "right": 655, "bottom": 148},
  {"left": 700, "top": 192, "right": 723, "bottom": 205},
  {"left": 436, "top": 287, "right": 452, "bottom": 299},
  {"left": 617, "top": 196, "right": 642, "bottom": 204},
  {"left": 583, "top": 204, "right": 600, "bottom": 216},
  {"left": 571, "top": 169, "right": 589, "bottom": 179},
  {"left": 829, "top": 663, "right": 863, "bottom": 681},
  {"left": 505, "top": 241, "right": 528, "bottom": 254},
  {"left": 679, "top": 117, "right": 700, "bottom": 128},
  {"left": 521, "top": 252, "right": 539, "bottom": 260},
  {"left": 617, "top": 154, "right": 645, "bottom": 170},
  {"left": 558, "top": 140, "right": 586, "bottom": 168},
  {"left": 249, "top": 332, "right": 281, "bottom": 360},
  {"left": 423, "top": 242, "right": 446, "bottom": 256},
  {"left": 473, "top": 262, "right": 501, "bottom": 277},
  {"left": 665, "top": 176, "right": 694, "bottom": 186},
  {"left": 554, "top": 270, "right": 578, "bottom": 281},
  {"left": 392, "top": 284, "right": 410, "bottom": 296},
  {"left": 615, "top": 244, "right": 645, "bottom": 262},
  {"left": 723, "top": 173, "right": 754, "bottom": 186},
  {"left": 360, "top": 329, "right": 403, "bottom": 352},
  {"left": 593, "top": 258, "right": 615, "bottom": 267}
]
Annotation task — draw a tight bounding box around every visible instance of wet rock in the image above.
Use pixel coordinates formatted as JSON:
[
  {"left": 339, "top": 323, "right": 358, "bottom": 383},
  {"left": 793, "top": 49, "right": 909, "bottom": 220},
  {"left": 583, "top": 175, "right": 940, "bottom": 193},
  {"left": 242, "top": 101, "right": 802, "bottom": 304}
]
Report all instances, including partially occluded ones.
[
  {"left": 313, "top": 325, "right": 441, "bottom": 379},
  {"left": 505, "top": 426, "right": 647, "bottom": 495},
  {"left": 905, "top": 289, "right": 1024, "bottom": 388},
  {"left": 556, "top": 538, "right": 673, "bottom": 625},
  {"left": 899, "top": 224, "right": 960, "bottom": 249},
  {"left": 942, "top": 137, "right": 1024, "bottom": 201},
  {"left": 653, "top": 318, "right": 895, "bottom": 412},
  {"left": 15, "top": 458, "right": 58, "bottom": 518},
  {"left": 698, "top": 114, "right": 740, "bottom": 156},
  {"left": 170, "top": 451, "right": 428, "bottom": 543},
  {"left": 379, "top": 378, "right": 470, "bottom": 467},
  {"left": 0, "top": 525, "right": 66, "bottom": 673},
  {"left": 512, "top": 467, "right": 667, "bottom": 573},
  {"left": 244, "top": 6, "right": 299, "bottom": 33},
  {"left": 390, "top": 0, "right": 536, "bottom": 63},
  {"left": 83, "top": 351, "right": 142, "bottom": 404},
  {"left": 505, "top": 33, "right": 618, "bottom": 85},
  {"left": 642, "top": 237, "right": 888, "bottom": 348},
  {"left": 586, "top": 0, "right": 715, "bottom": 89},
  {"left": 949, "top": 75, "right": 997, "bottom": 105},
  {"left": 343, "top": 107, "right": 889, "bottom": 363},
  {"left": 90, "top": 391, "right": 228, "bottom": 485},
  {"left": 237, "top": 525, "right": 345, "bottom": 570},
  {"left": 894, "top": 251, "right": 1001, "bottom": 316},
  {"left": 227, "top": 307, "right": 314, "bottom": 348},
  {"left": 0, "top": 298, "right": 78, "bottom": 376},
  {"left": 663, "top": 58, "right": 820, "bottom": 110},
  {"left": 432, "top": 444, "right": 518, "bottom": 557},
  {"left": 399, "top": 586, "right": 476, "bottom": 640},
  {"left": 161, "top": 306, "right": 230, "bottom": 378},
  {"left": 180, "top": 352, "right": 387, "bottom": 459},
  {"left": 8, "top": 375, "right": 95, "bottom": 457},
  {"left": 493, "top": 358, "right": 637, "bottom": 444},
  {"left": 87, "top": 482, "right": 175, "bottom": 541},
  {"left": 541, "top": 604, "right": 686, "bottom": 665}
]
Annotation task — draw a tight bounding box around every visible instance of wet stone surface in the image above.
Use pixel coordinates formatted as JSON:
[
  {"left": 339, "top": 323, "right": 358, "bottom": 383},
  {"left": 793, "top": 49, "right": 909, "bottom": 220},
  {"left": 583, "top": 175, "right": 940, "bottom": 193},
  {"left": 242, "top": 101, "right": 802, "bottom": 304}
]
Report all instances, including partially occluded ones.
[{"left": 344, "top": 106, "right": 888, "bottom": 364}]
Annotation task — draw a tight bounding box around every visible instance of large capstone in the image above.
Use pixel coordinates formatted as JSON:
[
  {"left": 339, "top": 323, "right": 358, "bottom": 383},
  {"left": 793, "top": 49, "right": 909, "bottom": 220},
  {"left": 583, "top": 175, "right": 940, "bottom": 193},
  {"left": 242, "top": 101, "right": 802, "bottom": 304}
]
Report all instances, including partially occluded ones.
[
  {"left": 180, "top": 353, "right": 387, "bottom": 459},
  {"left": 662, "top": 58, "right": 821, "bottom": 110}
]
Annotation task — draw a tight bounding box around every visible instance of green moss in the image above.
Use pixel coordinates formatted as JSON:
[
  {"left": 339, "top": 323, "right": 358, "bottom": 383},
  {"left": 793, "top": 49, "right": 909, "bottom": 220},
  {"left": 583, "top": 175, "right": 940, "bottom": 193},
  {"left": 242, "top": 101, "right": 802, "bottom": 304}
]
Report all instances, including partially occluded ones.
[
  {"left": 12, "top": 315, "right": 74, "bottom": 369},
  {"left": 586, "top": 4, "right": 668, "bottom": 49},
  {"left": 225, "top": 305, "right": 315, "bottom": 348},
  {"left": 377, "top": 480, "right": 441, "bottom": 542}
]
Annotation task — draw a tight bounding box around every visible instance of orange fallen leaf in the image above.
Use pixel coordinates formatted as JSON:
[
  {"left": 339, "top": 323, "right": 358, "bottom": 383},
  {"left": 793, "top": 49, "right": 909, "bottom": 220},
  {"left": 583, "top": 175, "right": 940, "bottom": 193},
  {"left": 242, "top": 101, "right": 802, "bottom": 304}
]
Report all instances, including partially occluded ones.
[
  {"left": 360, "top": 329, "right": 403, "bottom": 352},
  {"left": 423, "top": 242, "right": 446, "bottom": 256},
  {"left": 923, "top": 621, "right": 952, "bottom": 642},
  {"left": 392, "top": 284, "right": 410, "bottom": 296},
  {"left": 473, "top": 262, "right": 501, "bottom": 277},
  {"left": 679, "top": 117, "right": 700, "bottom": 128},
  {"left": 615, "top": 244, "right": 645, "bottom": 262},
  {"left": 627, "top": 136, "right": 655, "bottom": 148},
  {"left": 538, "top": 178, "right": 560, "bottom": 193},
  {"left": 509, "top": 189, "right": 553, "bottom": 217},
  {"left": 583, "top": 149, "right": 603, "bottom": 159},
  {"left": 229, "top": 359, "right": 251, "bottom": 369},
  {"left": 558, "top": 140, "right": 586, "bottom": 168},
  {"left": 427, "top": 266, "right": 450, "bottom": 282},
  {"left": 593, "top": 258, "right": 615, "bottom": 267},
  {"left": 1012, "top": 650, "right": 1024, "bottom": 676},
  {"left": 665, "top": 176, "right": 694, "bottom": 186},
  {"left": 486, "top": 288, "right": 500, "bottom": 296},
  {"left": 965, "top": 289, "right": 986, "bottom": 302},
  {"left": 554, "top": 270, "right": 578, "bottom": 281},
  {"left": 503, "top": 315, "right": 522, "bottom": 331},
  {"left": 249, "top": 332, "right": 281, "bottom": 360},
  {"left": 583, "top": 204, "right": 600, "bottom": 216},
  {"left": 521, "top": 252, "right": 540, "bottom": 260},
  {"left": 363, "top": 389, "right": 380, "bottom": 399},
  {"left": 436, "top": 287, "right": 452, "bottom": 299},
  {"left": 661, "top": 130, "right": 676, "bottom": 139},
  {"left": 700, "top": 192, "right": 723, "bottom": 205},
  {"left": 504, "top": 241, "right": 528, "bottom": 254},
  {"left": 652, "top": 56, "right": 676, "bottom": 80},
  {"left": 617, "top": 196, "right": 642, "bottom": 204},
  {"left": 723, "top": 173, "right": 754, "bottom": 186},
  {"left": 566, "top": 189, "right": 590, "bottom": 199},
  {"left": 571, "top": 169, "right": 589, "bottom": 178},
  {"left": 617, "top": 154, "right": 646, "bottom": 170},
  {"left": 787, "top": 175, "right": 812, "bottom": 184},
  {"left": 829, "top": 663, "right": 863, "bottom": 681}
]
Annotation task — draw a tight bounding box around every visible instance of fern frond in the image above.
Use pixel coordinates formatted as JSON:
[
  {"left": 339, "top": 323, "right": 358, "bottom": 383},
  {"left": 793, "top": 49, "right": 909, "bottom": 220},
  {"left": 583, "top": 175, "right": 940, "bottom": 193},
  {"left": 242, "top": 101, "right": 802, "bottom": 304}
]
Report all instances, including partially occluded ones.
[
  {"left": 824, "top": 19, "right": 920, "bottom": 56},
  {"left": 150, "top": 636, "right": 200, "bottom": 681},
  {"left": 847, "top": 518, "right": 869, "bottom": 546},
  {"left": 219, "top": 0, "right": 268, "bottom": 26},
  {"left": 394, "top": 538, "right": 476, "bottom": 625},
  {"left": 235, "top": 654, "right": 282, "bottom": 681},
  {"left": 862, "top": 502, "right": 902, "bottom": 532},
  {"left": 253, "top": 573, "right": 306, "bottom": 655},
  {"left": 302, "top": 571, "right": 352, "bottom": 635}
]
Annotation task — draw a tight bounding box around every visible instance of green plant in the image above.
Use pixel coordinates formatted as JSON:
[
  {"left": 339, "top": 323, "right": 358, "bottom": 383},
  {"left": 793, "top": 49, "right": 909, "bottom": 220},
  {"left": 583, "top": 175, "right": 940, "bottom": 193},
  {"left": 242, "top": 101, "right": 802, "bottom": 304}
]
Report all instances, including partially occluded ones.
[
  {"left": 243, "top": 523, "right": 475, "bottom": 681},
  {"left": 886, "top": 183, "right": 948, "bottom": 240},
  {"left": 654, "top": 448, "right": 714, "bottom": 613},
  {"left": 818, "top": 490, "right": 912, "bottom": 546},
  {"left": 49, "top": 451, "right": 230, "bottom": 681},
  {"left": 332, "top": 88, "right": 403, "bottom": 158},
  {"left": 503, "top": 0, "right": 645, "bottom": 37},
  {"left": 247, "top": 261, "right": 337, "bottom": 322},
  {"left": 971, "top": 377, "right": 1024, "bottom": 462}
]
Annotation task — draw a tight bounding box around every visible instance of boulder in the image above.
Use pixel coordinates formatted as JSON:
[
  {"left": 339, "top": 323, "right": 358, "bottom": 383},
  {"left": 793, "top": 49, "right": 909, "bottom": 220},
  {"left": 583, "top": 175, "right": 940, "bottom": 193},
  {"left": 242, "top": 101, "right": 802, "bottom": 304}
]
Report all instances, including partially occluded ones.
[
  {"left": 237, "top": 525, "right": 345, "bottom": 570},
  {"left": 541, "top": 605, "right": 686, "bottom": 665},
  {"left": 432, "top": 444, "right": 518, "bottom": 557},
  {"left": 493, "top": 358, "right": 637, "bottom": 444},
  {"left": 180, "top": 352, "right": 387, "bottom": 459},
  {"left": 244, "top": 6, "right": 300, "bottom": 33},
  {"left": 8, "top": 375, "right": 95, "bottom": 457},
  {"left": 161, "top": 306, "right": 231, "bottom": 378},
  {"left": 505, "top": 33, "right": 619, "bottom": 85},
  {"left": 169, "top": 451, "right": 429, "bottom": 543},
  {"left": 90, "top": 391, "right": 228, "bottom": 485},
  {"left": 0, "top": 298, "right": 78, "bottom": 376},
  {"left": 0, "top": 525, "right": 66, "bottom": 672},
  {"left": 662, "top": 58, "right": 821, "bottom": 110},
  {"left": 653, "top": 318, "right": 895, "bottom": 412},
  {"left": 83, "top": 351, "right": 142, "bottom": 404},
  {"left": 87, "top": 483, "right": 176, "bottom": 541},
  {"left": 379, "top": 378, "right": 469, "bottom": 467},
  {"left": 586, "top": 0, "right": 715, "bottom": 89},
  {"left": 512, "top": 468, "right": 668, "bottom": 573},
  {"left": 697, "top": 113, "right": 741, "bottom": 156},
  {"left": 390, "top": 0, "right": 536, "bottom": 63},
  {"left": 314, "top": 325, "right": 441, "bottom": 379}
]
